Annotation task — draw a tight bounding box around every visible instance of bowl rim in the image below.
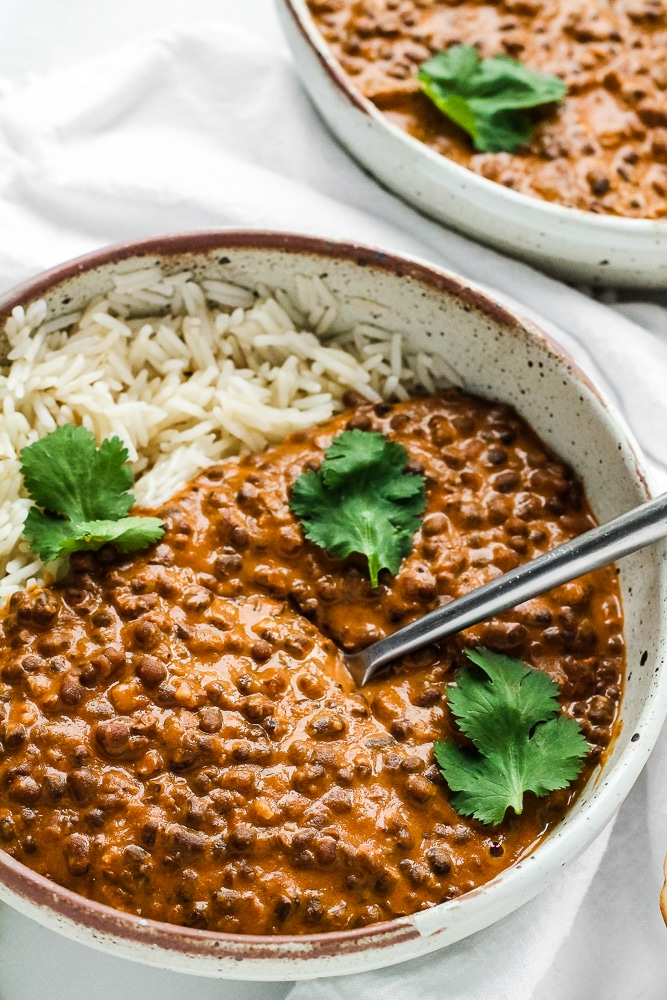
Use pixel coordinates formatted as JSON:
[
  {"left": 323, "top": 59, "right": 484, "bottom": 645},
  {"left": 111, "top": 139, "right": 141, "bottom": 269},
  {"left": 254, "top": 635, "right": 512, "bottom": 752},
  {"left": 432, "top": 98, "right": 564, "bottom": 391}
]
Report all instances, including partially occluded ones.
[
  {"left": 279, "top": 0, "right": 667, "bottom": 234},
  {"left": 0, "top": 228, "right": 665, "bottom": 973}
]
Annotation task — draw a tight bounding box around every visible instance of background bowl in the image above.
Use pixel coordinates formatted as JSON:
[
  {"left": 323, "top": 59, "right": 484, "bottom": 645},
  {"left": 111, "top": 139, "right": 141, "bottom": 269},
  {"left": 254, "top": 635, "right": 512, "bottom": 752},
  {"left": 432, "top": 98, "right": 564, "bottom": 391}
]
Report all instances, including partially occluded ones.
[
  {"left": 0, "top": 230, "right": 665, "bottom": 979},
  {"left": 276, "top": 0, "right": 667, "bottom": 289}
]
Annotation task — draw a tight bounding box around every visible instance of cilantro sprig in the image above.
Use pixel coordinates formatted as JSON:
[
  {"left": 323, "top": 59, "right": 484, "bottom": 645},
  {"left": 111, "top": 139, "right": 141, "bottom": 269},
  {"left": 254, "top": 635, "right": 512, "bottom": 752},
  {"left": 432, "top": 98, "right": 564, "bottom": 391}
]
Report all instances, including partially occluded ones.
[
  {"left": 435, "top": 648, "right": 588, "bottom": 826},
  {"left": 418, "top": 44, "right": 566, "bottom": 153},
  {"left": 289, "top": 429, "right": 426, "bottom": 588},
  {"left": 20, "top": 425, "right": 165, "bottom": 562}
]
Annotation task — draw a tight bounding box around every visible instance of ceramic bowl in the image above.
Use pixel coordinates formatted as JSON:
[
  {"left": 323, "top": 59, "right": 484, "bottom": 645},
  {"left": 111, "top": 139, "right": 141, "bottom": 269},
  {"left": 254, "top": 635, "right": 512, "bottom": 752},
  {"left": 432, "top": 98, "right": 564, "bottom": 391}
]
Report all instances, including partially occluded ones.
[
  {"left": 0, "top": 231, "right": 665, "bottom": 980},
  {"left": 276, "top": 0, "right": 667, "bottom": 288}
]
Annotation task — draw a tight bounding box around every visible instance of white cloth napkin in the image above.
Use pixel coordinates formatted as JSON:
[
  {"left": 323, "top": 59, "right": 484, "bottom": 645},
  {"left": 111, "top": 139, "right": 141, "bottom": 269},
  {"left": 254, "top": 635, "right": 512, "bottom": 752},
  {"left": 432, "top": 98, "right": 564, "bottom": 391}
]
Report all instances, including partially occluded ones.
[{"left": 0, "top": 19, "right": 666, "bottom": 1000}]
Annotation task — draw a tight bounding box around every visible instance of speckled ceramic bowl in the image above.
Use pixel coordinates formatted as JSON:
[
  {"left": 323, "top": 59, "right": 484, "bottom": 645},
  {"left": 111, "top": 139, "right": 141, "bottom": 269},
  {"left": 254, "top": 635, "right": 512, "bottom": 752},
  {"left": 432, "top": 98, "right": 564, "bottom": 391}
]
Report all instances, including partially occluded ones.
[
  {"left": 0, "top": 231, "right": 665, "bottom": 980},
  {"left": 276, "top": 0, "right": 667, "bottom": 288}
]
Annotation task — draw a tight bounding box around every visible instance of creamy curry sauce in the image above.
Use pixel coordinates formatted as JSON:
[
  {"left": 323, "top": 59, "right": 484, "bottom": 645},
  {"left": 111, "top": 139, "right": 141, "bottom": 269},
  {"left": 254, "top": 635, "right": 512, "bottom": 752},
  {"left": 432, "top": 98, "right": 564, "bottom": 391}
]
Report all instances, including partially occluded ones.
[
  {"left": 0, "top": 391, "right": 624, "bottom": 934},
  {"left": 308, "top": 0, "right": 667, "bottom": 217}
]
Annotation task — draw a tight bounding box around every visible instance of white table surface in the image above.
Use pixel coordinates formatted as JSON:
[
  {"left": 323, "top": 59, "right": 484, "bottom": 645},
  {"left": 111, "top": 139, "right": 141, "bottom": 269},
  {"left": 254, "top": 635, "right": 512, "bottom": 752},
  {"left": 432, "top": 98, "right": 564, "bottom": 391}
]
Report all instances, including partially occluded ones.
[{"left": 0, "top": 0, "right": 285, "bottom": 86}]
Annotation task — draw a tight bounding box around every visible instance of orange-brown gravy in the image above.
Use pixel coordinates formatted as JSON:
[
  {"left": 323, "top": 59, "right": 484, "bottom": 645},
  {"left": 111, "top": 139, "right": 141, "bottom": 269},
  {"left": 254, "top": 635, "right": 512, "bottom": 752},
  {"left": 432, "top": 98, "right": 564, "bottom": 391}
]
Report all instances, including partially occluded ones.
[
  {"left": 307, "top": 0, "right": 667, "bottom": 217},
  {"left": 0, "top": 392, "right": 624, "bottom": 934}
]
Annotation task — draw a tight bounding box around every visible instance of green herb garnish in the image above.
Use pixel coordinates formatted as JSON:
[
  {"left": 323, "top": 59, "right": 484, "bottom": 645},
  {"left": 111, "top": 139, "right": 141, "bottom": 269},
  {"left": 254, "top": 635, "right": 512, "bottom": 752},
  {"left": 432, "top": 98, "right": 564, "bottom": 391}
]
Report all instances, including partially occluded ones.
[
  {"left": 289, "top": 429, "right": 426, "bottom": 588},
  {"left": 20, "top": 425, "right": 165, "bottom": 562},
  {"left": 418, "top": 44, "right": 566, "bottom": 154},
  {"left": 434, "top": 647, "right": 588, "bottom": 826}
]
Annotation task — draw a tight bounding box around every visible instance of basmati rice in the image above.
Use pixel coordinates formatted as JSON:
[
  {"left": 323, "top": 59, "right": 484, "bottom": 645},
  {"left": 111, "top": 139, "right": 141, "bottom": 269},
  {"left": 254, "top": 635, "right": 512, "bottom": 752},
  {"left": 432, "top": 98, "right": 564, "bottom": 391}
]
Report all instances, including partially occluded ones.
[{"left": 0, "top": 265, "right": 460, "bottom": 603}]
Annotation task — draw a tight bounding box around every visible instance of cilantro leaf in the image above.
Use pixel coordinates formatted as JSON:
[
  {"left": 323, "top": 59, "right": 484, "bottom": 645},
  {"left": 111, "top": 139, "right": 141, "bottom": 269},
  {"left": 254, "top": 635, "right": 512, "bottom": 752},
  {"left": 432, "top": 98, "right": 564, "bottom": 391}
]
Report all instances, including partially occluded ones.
[
  {"left": 20, "top": 425, "right": 165, "bottom": 562},
  {"left": 290, "top": 429, "right": 426, "bottom": 588},
  {"left": 434, "top": 647, "right": 588, "bottom": 825},
  {"left": 21, "top": 425, "right": 134, "bottom": 522},
  {"left": 22, "top": 510, "right": 80, "bottom": 564},
  {"left": 418, "top": 44, "right": 566, "bottom": 153}
]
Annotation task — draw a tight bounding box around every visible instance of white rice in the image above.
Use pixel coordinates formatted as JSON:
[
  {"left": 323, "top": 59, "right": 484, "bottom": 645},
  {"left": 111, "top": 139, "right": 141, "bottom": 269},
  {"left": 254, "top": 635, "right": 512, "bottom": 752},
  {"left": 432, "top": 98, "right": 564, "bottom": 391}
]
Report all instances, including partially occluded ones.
[{"left": 0, "top": 265, "right": 461, "bottom": 603}]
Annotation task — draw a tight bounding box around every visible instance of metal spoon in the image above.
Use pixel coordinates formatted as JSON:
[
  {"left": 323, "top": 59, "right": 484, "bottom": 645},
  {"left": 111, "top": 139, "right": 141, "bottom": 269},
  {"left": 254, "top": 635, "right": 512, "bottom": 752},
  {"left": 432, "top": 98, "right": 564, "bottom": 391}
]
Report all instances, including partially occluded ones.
[{"left": 344, "top": 491, "right": 667, "bottom": 687}]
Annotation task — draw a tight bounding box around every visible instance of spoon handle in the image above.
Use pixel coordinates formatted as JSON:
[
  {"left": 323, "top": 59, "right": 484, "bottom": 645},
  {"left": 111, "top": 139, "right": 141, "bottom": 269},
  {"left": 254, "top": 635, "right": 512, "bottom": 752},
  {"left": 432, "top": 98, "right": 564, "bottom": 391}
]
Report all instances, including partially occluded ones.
[{"left": 345, "top": 490, "right": 667, "bottom": 686}]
